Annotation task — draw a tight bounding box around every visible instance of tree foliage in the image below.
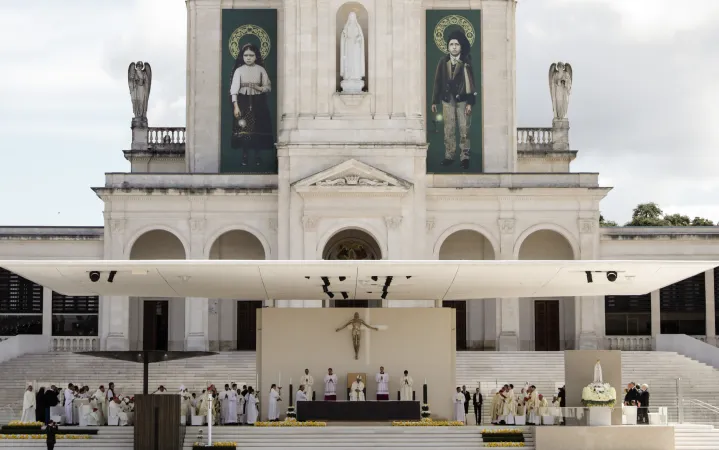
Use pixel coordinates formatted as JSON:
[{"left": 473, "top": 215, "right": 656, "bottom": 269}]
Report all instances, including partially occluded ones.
[
  {"left": 622, "top": 202, "right": 715, "bottom": 227},
  {"left": 599, "top": 214, "right": 618, "bottom": 227}
]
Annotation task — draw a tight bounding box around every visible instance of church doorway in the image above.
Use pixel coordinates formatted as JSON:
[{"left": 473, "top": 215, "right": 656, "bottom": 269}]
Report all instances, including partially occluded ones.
[
  {"left": 143, "top": 300, "right": 169, "bottom": 351},
  {"left": 237, "top": 301, "right": 263, "bottom": 350},
  {"left": 534, "top": 300, "right": 560, "bottom": 351},
  {"left": 322, "top": 228, "right": 382, "bottom": 308},
  {"left": 443, "top": 301, "right": 467, "bottom": 350}
]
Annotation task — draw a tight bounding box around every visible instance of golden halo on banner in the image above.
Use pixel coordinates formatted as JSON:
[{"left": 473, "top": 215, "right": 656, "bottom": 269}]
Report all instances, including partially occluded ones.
[
  {"left": 434, "top": 15, "right": 476, "bottom": 54},
  {"left": 229, "top": 24, "right": 271, "bottom": 60}
]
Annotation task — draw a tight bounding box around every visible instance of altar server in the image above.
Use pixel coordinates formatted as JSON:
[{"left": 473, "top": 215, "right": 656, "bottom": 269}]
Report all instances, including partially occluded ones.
[
  {"left": 454, "top": 387, "right": 466, "bottom": 423},
  {"left": 375, "top": 366, "right": 389, "bottom": 401},
  {"left": 400, "top": 370, "right": 413, "bottom": 401},
  {"left": 21, "top": 385, "right": 36, "bottom": 422},
  {"left": 324, "top": 368, "right": 338, "bottom": 401},
  {"left": 228, "top": 384, "right": 238, "bottom": 425},
  {"left": 296, "top": 385, "right": 308, "bottom": 402},
  {"left": 221, "top": 385, "right": 231, "bottom": 424},
  {"left": 350, "top": 375, "right": 365, "bottom": 401},
  {"left": 268, "top": 384, "right": 281, "bottom": 421},
  {"left": 63, "top": 384, "right": 74, "bottom": 425},
  {"left": 246, "top": 388, "right": 258, "bottom": 425},
  {"left": 300, "top": 369, "right": 314, "bottom": 401}
]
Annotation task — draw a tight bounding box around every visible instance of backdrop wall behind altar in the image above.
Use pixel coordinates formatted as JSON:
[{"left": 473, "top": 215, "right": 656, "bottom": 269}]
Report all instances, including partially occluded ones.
[{"left": 257, "top": 308, "right": 456, "bottom": 420}]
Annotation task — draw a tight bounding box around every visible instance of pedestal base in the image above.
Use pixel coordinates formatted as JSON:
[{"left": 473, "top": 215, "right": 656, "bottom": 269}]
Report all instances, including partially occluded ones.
[
  {"left": 104, "top": 336, "right": 129, "bottom": 351},
  {"left": 340, "top": 78, "right": 365, "bottom": 93},
  {"left": 586, "top": 407, "right": 611, "bottom": 426},
  {"left": 498, "top": 332, "right": 519, "bottom": 351},
  {"left": 185, "top": 335, "right": 209, "bottom": 351}
]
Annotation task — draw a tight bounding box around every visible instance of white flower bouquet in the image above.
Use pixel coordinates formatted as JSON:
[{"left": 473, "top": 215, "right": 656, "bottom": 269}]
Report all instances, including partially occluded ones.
[{"left": 581, "top": 383, "right": 616, "bottom": 407}]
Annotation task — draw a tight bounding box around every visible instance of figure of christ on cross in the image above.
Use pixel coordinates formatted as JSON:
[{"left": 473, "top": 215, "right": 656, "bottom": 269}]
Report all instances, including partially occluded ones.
[{"left": 336, "top": 312, "right": 379, "bottom": 360}]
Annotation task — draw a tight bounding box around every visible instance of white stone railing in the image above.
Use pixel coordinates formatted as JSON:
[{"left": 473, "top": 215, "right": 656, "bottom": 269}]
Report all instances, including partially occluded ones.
[
  {"left": 52, "top": 337, "right": 99, "bottom": 352},
  {"left": 517, "top": 127, "right": 553, "bottom": 151},
  {"left": 604, "top": 336, "right": 653, "bottom": 351},
  {"left": 147, "top": 127, "right": 186, "bottom": 151}
]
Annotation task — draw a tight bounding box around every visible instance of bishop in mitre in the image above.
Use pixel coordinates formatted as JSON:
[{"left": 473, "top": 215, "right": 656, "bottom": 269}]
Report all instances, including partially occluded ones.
[
  {"left": 350, "top": 376, "right": 365, "bottom": 402},
  {"left": 300, "top": 369, "right": 314, "bottom": 401},
  {"left": 400, "top": 370, "right": 413, "bottom": 401},
  {"left": 453, "top": 387, "right": 466, "bottom": 423},
  {"left": 21, "top": 385, "right": 36, "bottom": 422}
]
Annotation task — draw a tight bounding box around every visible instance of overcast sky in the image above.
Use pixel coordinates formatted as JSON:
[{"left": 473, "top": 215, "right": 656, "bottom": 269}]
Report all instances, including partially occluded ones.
[{"left": 0, "top": 0, "right": 717, "bottom": 226}]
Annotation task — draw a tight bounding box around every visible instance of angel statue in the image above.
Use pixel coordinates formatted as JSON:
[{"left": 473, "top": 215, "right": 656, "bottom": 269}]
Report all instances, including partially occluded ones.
[
  {"left": 593, "top": 360, "right": 603, "bottom": 384},
  {"left": 549, "top": 62, "right": 572, "bottom": 120},
  {"left": 128, "top": 61, "right": 152, "bottom": 125}
]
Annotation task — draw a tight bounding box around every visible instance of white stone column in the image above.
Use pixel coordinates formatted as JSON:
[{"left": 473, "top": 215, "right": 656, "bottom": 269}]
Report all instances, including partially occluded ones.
[
  {"left": 42, "top": 287, "right": 52, "bottom": 337},
  {"left": 302, "top": 216, "right": 319, "bottom": 259},
  {"left": 278, "top": 0, "right": 299, "bottom": 140},
  {"left": 385, "top": 216, "right": 403, "bottom": 259},
  {"left": 102, "top": 218, "right": 131, "bottom": 350},
  {"left": 705, "top": 270, "right": 716, "bottom": 345},
  {"left": 497, "top": 218, "right": 519, "bottom": 351},
  {"left": 390, "top": 0, "right": 405, "bottom": 118},
  {"left": 185, "top": 217, "right": 209, "bottom": 351},
  {"left": 651, "top": 290, "right": 660, "bottom": 339},
  {"left": 278, "top": 153, "right": 290, "bottom": 259},
  {"left": 315, "top": 0, "right": 331, "bottom": 117},
  {"left": 576, "top": 219, "right": 600, "bottom": 349}
]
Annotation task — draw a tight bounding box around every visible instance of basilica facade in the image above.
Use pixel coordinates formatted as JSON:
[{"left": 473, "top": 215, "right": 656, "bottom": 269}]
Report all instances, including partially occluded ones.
[{"left": 1, "top": 0, "right": 717, "bottom": 354}]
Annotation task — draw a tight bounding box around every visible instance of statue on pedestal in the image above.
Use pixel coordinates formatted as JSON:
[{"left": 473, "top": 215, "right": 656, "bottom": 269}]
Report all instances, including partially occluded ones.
[
  {"left": 549, "top": 62, "right": 572, "bottom": 120},
  {"left": 340, "top": 12, "right": 365, "bottom": 94},
  {"left": 128, "top": 61, "right": 152, "bottom": 126}
]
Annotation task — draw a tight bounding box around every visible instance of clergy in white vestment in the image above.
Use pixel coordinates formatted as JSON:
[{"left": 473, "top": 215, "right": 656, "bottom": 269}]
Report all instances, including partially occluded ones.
[
  {"left": 350, "top": 376, "right": 365, "bottom": 401},
  {"left": 400, "top": 370, "right": 413, "bottom": 401},
  {"left": 179, "top": 386, "right": 192, "bottom": 423},
  {"left": 323, "top": 368, "right": 338, "bottom": 401},
  {"left": 375, "top": 366, "right": 390, "bottom": 401},
  {"left": 296, "top": 385, "right": 308, "bottom": 402},
  {"left": 268, "top": 384, "right": 281, "bottom": 421},
  {"left": 227, "top": 385, "right": 238, "bottom": 424},
  {"left": 525, "top": 386, "right": 539, "bottom": 425},
  {"left": 107, "top": 398, "right": 121, "bottom": 426},
  {"left": 453, "top": 387, "right": 466, "bottom": 422},
  {"left": 502, "top": 385, "right": 517, "bottom": 418},
  {"left": 246, "top": 388, "right": 259, "bottom": 424},
  {"left": 300, "top": 369, "right": 314, "bottom": 401},
  {"left": 105, "top": 383, "right": 115, "bottom": 422},
  {"left": 221, "top": 385, "right": 232, "bottom": 424},
  {"left": 63, "top": 384, "right": 75, "bottom": 425},
  {"left": 91, "top": 386, "right": 107, "bottom": 425},
  {"left": 538, "top": 394, "right": 549, "bottom": 416},
  {"left": 21, "top": 386, "right": 36, "bottom": 422}
]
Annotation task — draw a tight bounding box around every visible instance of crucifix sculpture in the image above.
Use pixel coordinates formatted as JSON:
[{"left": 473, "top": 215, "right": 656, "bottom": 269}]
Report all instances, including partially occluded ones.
[{"left": 336, "top": 312, "right": 378, "bottom": 360}]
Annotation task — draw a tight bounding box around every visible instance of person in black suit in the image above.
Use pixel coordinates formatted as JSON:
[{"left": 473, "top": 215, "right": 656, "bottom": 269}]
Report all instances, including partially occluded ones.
[
  {"left": 462, "top": 386, "right": 471, "bottom": 417},
  {"left": 44, "top": 420, "right": 58, "bottom": 450},
  {"left": 638, "top": 384, "right": 650, "bottom": 424},
  {"left": 43, "top": 386, "right": 60, "bottom": 425},
  {"left": 624, "top": 382, "right": 640, "bottom": 406},
  {"left": 472, "top": 388, "right": 483, "bottom": 425},
  {"left": 557, "top": 386, "right": 566, "bottom": 425}
]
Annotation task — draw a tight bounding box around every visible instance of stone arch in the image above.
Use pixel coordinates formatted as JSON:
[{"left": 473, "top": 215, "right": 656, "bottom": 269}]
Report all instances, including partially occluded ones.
[
  {"left": 335, "top": 2, "right": 370, "bottom": 92},
  {"left": 433, "top": 224, "right": 499, "bottom": 259},
  {"left": 129, "top": 229, "right": 187, "bottom": 260},
  {"left": 317, "top": 223, "right": 386, "bottom": 260},
  {"left": 205, "top": 225, "right": 271, "bottom": 260},
  {"left": 514, "top": 223, "right": 579, "bottom": 260},
  {"left": 322, "top": 228, "right": 383, "bottom": 260},
  {"left": 124, "top": 224, "right": 189, "bottom": 258}
]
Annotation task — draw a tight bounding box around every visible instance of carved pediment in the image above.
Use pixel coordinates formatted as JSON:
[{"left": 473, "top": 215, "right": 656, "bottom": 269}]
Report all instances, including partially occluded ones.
[{"left": 293, "top": 159, "right": 411, "bottom": 196}]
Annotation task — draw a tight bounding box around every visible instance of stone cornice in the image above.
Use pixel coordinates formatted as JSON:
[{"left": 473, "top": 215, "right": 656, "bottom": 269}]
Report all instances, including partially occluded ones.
[
  {"left": 93, "top": 188, "right": 278, "bottom": 199},
  {"left": 0, "top": 226, "right": 104, "bottom": 241}
]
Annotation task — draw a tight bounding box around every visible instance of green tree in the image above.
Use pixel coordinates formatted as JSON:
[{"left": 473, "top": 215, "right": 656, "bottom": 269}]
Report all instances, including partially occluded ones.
[
  {"left": 625, "top": 202, "right": 667, "bottom": 226},
  {"left": 599, "top": 214, "right": 617, "bottom": 227},
  {"left": 664, "top": 213, "right": 691, "bottom": 226}
]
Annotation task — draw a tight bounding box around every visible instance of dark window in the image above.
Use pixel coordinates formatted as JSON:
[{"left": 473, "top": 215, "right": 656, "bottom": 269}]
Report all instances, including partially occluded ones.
[
  {"left": 660, "top": 273, "right": 706, "bottom": 335},
  {"left": 0, "top": 268, "right": 43, "bottom": 314},
  {"left": 605, "top": 294, "right": 651, "bottom": 336},
  {"left": 0, "top": 315, "right": 42, "bottom": 336},
  {"left": 52, "top": 315, "right": 98, "bottom": 336},
  {"left": 52, "top": 292, "right": 99, "bottom": 314}
]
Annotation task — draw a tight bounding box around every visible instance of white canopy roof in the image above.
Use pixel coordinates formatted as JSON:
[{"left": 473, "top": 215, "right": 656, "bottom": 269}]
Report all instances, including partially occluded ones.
[{"left": 0, "top": 260, "right": 716, "bottom": 301}]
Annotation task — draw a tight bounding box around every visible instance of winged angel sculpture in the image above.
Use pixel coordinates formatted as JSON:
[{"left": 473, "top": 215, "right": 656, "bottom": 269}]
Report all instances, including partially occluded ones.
[
  {"left": 549, "top": 62, "right": 572, "bottom": 120},
  {"left": 128, "top": 61, "right": 152, "bottom": 124}
]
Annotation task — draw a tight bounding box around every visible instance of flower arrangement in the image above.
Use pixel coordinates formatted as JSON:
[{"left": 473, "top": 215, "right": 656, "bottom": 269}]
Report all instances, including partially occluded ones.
[
  {"left": 421, "top": 403, "right": 431, "bottom": 418},
  {"left": 481, "top": 429, "right": 523, "bottom": 435},
  {"left": 581, "top": 383, "right": 616, "bottom": 408},
  {"left": 0, "top": 435, "right": 90, "bottom": 440},
  {"left": 192, "top": 442, "right": 237, "bottom": 448},
  {"left": 392, "top": 418, "right": 464, "bottom": 427},
  {"left": 254, "top": 419, "right": 326, "bottom": 427},
  {"left": 484, "top": 443, "right": 525, "bottom": 448},
  {"left": 6, "top": 421, "right": 44, "bottom": 427},
  {"left": 286, "top": 405, "right": 296, "bottom": 419}
]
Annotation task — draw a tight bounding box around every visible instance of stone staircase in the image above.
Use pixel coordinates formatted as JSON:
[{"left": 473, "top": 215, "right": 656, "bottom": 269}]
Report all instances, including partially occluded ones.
[
  {"left": 182, "top": 425, "right": 535, "bottom": 449},
  {"left": 0, "top": 427, "right": 133, "bottom": 448},
  {"left": 673, "top": 423, "right": 719, "bottom": 450}
]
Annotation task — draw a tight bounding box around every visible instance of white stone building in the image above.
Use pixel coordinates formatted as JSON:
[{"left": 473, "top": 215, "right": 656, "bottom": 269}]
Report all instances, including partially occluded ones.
[{"left": 0, "top": 0, "right": 717, "bottom": 354}]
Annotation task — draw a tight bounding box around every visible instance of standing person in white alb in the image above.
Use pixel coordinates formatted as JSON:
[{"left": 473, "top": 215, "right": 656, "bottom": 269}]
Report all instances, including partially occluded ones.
[
  {"left": 63, "top": 384, "right": 74, "bottom": 425},
  {"left": 267, "top": 384, "right": 281, "bottom": 422},
  {"left": 324, "top": 368, "right": 338, "bottom": 401},
  {"left": 300, "top": 369, "right": 314, "bottom": 401},
  {"left": 454, "top": 387, "right": 466, "bottom": 422},
  {"left": 105, "top": 382, "right": 115, "bottom": 424},
  {"left": 400, "top": 370, "right": 413, "bottom": 401},
  {"left": 375, "top": 367, "right": 390, "bottom": 401},
  {"left": 21, "top": 385, "right": 35, "bottom": 422}
]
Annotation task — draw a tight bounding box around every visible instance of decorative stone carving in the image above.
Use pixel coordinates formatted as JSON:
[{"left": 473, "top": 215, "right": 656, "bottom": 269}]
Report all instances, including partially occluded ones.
[
  {"left": 110, "top": 220, "right": 125, "bottom": 233},
  {"left": 549, "top": 62, "right": 572, "bottom": 120},
  {"left": 579, "top": 219, "right": 597, "bottom": 234},
  {"left": 302, "top": 216, "right": 319, "bottom": 232},
  {"left": 426, "top": 218, "right": 436, "bottom": 232},
  {"left": 499, "top": 219, "right": 515, "bottom": 234},
  {"left": 268, "top": 218, "right": 278, "bottom": 232},
  {"left": 384, "top": 216, "right": 403, "bottom": 229},
  {"left": 128, "top": 61, "right": 152, "bottom": 126},
  {"left": 315, "top": 175, "right": 389, "bottom": 187},
  {"left": 340, "top": 12, "right": 365, "bottom": 93},
  {"left": 189, "top": 218, "right": 205, "bottom": 233}
]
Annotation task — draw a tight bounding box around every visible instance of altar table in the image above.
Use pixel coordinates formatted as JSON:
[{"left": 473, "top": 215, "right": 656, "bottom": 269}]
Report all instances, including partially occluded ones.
[{"left": 296, "top": 401, "right": 420, "bottom": 421}]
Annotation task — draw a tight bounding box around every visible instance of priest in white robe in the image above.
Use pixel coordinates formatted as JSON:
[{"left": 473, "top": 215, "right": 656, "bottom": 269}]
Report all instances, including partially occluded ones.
[
  {"left": 323, "top": 368, "right": 338, "bottom": 401},
  {"left": 107, "top": 398, "right": 121, "bottom": 426},
  {"left": 91, "top": 386, "right": 106, "bottom": 425},
  {"left": 63, "top": 384, "right": 74, "bottom": 425},
  {"left": 538, "top": 394, "right": 550, "bottom": 424},
  {"left": 453, "top": 387, "right": 466, "bottom": 422},
  {"left": 350, "top": 376, "right": 365, "bottom": 401},
  {"left": 227, "top": 385, "right": 238, "bottom": 425},
  {"left": 21, "top": 386, "right": 36, "bottom": 422},
  {"left": 525, "top": 385, "right": 539, "bottom": 425},
  {"left": 300, "top": 369, "right": 314, "bottom": 401},
  {"left": 105, "top": 383, "right": 115, "bottom": 422},
  {"left": 296, "top": 385, "right": 308, "bottom": 402},
  {"left": 268, "top": 384, "right": 281, "bottom": 421},
  {"left": 246, "top": 388, "right": 258, "bottom": 425},
  {"left": 375, "top": 366, "right": 389, "bottom": 401},
  {"left": 220, "top": 385, "right": 232, "bottom": 424},
  {"left": 502, "top": 384, "right": 517, "bottom": 421},
  {"left": 400, "top": 370, "right": 413, "bottom": 401},
  {"left": 179, "top": 386, "right": 191, "bottom": 424}
]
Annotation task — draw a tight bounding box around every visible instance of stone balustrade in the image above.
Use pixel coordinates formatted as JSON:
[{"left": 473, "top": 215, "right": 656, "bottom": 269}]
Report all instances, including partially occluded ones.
[
  {"left": 147, "top": 127, "right": 186, "bottom": 151},
  {"left": 52, "top": 337, "right": 99, "bottom": 352},
  {"left": 604, "top": 336, "right": 653, "bottom": 351},
  {"left": 517, "top": 127, "right": 554, "bottom": 151}
]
